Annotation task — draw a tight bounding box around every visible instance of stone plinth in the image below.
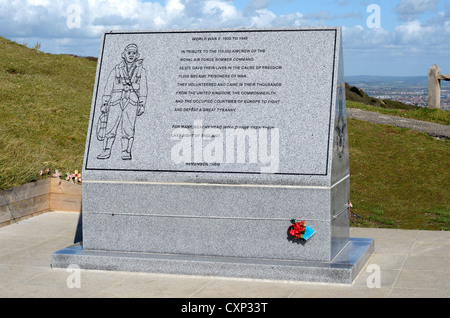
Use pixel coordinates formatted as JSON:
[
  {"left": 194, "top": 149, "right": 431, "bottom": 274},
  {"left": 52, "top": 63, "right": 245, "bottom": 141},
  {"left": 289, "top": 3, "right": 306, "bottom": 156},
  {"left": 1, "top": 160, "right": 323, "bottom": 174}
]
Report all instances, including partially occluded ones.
[{"left": 52, "top": 27, "right": 374, "bottom": 284}]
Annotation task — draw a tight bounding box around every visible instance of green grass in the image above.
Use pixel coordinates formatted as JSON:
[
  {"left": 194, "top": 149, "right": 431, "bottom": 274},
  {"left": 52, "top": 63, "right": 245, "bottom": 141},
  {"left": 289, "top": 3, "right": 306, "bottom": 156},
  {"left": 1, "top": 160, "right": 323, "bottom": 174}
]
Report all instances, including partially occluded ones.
[
  {"left": 423, "top": 206, "right": 450, "bottom": 230},
  {"left": 0, "top": 37, "right": 96, "bottom": 189},
  {"left": 0, "top": 36, "right": 448, "bottom": 231},
  {"left": 348, "top": 119, "right": 449, "bottom": 230},
  {"left": 347, "top": 100, "right": 450, "bottom": 126}
]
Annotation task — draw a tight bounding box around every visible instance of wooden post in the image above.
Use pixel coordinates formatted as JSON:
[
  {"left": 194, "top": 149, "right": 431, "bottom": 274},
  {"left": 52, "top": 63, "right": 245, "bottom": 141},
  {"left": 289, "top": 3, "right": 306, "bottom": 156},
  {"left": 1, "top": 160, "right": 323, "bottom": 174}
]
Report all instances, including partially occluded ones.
[
  {"left": 428, "top": 64, "right": 450, "bottom": 110},
  {"left": 428, "top": 64, "right": 441, "bottom": 109}
]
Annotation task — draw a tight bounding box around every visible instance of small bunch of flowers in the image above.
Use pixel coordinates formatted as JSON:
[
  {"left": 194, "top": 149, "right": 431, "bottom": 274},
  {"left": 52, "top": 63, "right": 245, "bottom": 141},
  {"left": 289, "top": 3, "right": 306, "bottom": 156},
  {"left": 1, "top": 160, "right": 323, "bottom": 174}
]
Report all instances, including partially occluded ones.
[
  {"left": 288, "top": 219, "right": 315, "bottom": 241},
  {"left": 38, "top": 166, "right": 82, "bottom": 184},
  {"left": 288, "top": 219, "right": 307, "bottom": 240},
  {"left": 347, "top": 201, "right": 361, "bottom": 221},
  {"left": 39, "top": 166, "right": 50, "bottom": 176},
  {"left": 66, "top": 170, "right": 82, "bottom": 183},
  {"left": 346, "top": 201, "right": 353, "bottom": 211}
]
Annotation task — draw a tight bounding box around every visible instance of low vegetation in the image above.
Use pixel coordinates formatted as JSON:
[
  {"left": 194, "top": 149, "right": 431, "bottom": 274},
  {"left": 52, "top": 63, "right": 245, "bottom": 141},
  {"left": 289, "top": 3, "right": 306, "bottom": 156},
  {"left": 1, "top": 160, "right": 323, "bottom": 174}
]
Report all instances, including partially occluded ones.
[
  {"left": 347, "top": 100, "right": 450, "bottom": 126},
  {"left": 345, "top": 83, "right": 450, "bottom": 125},
  {"left": 0, "top": 37, "right": 96, "bottom": 189},
  {"left": 348, "top": 119, "right": 449, "bottom": 230}
]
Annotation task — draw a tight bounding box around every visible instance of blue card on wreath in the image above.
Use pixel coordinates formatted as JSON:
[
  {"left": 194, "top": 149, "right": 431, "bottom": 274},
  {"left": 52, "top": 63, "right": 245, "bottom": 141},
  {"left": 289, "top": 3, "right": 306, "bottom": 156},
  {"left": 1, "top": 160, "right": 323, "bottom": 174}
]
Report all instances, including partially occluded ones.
[{"left": 303, "top": 225, "right": 315, "bottom": 241}]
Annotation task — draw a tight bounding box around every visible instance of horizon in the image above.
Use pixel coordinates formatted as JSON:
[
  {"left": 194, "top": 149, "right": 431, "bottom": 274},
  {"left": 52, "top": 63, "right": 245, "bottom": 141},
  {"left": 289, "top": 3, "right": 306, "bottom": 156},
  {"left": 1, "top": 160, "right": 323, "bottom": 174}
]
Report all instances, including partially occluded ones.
[{"left": 1, "top": 0, "right": 449, "bottom": 77}]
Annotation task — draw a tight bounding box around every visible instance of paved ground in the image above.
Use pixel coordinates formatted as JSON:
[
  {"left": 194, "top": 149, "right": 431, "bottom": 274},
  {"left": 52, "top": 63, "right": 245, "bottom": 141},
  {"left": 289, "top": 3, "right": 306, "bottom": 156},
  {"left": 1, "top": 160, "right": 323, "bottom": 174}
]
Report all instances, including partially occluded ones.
[
  {"left": 0, "top": 212, "right": 448, "bottom": 298},
  {"left": 347, "top": 108, "right": 450, "bottom": 139}
]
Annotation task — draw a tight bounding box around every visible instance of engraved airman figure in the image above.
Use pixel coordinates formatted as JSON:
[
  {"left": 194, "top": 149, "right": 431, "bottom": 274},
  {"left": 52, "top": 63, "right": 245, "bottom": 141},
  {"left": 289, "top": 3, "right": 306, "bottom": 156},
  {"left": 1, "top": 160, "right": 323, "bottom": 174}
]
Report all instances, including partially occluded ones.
[{"left": 97, "top": 43, "right": 148, "bottom": 160}]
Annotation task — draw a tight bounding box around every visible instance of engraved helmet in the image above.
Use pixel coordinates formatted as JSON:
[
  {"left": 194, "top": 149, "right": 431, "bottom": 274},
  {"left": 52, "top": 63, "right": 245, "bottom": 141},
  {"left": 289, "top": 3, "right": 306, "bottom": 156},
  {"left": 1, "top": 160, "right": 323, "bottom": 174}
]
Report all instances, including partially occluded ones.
[{"left": 122, "top": 43, "right": 140, "bottom": 60}]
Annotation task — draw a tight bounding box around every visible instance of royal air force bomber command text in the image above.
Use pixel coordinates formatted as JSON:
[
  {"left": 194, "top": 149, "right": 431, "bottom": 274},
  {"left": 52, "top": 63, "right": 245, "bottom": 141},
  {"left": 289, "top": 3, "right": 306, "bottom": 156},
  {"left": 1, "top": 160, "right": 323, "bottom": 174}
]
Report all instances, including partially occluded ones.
[{"left": 181, "top": 302, "right": 268, "bottom": 315}]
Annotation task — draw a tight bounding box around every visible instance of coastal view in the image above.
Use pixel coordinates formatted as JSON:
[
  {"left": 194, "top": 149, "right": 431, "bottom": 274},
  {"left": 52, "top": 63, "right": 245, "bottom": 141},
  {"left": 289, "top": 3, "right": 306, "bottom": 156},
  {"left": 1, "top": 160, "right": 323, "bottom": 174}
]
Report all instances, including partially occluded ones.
[{"left": 347, "top": 75, "right": 450, "bottom": 110}]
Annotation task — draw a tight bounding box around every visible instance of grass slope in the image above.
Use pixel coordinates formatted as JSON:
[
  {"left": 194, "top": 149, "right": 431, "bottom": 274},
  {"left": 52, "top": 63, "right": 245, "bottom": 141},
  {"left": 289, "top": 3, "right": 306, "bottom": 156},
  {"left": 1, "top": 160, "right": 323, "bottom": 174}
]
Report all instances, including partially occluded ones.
[
  {"left": 0, "top": 36, "right": 448, "bottom": 230},
  {"left": 0, "top": 37, "right": 96, "bottom": 188},
  {"left": 348, "top": 119, "right": 449, "bottom": 230}
]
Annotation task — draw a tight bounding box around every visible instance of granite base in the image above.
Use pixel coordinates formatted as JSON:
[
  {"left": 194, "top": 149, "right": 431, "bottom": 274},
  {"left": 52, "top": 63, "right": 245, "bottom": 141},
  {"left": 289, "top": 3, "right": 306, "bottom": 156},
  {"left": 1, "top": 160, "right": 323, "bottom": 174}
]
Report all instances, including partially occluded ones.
[{"left": 52, "top": 237, "right": 374, "bottom": 284}]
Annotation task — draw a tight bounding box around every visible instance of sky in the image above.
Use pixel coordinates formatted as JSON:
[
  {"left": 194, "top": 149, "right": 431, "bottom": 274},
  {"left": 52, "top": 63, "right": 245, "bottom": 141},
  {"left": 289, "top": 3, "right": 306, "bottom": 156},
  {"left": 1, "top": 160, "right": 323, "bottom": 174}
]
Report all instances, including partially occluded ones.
[{"left": 0, "top": 0, "right": 449, "bottom": 76}]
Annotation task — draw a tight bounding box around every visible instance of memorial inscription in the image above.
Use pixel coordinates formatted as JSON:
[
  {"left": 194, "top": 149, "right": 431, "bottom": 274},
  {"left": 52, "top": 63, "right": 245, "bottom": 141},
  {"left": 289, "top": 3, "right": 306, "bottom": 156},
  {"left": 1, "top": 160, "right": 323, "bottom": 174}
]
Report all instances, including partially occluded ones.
[
  {"left": 84, "top": 28, "right": 338, "bottom": 180},
  {"left": 52, "top": 27, "right": 374, "bottom": 284}
]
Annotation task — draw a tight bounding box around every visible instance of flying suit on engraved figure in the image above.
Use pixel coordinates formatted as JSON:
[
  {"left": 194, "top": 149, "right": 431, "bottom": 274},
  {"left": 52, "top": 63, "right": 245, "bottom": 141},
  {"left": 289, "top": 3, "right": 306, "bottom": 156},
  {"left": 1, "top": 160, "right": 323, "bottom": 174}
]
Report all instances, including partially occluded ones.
[{"left": 97, "top": 44, "right": 148, "bottom": 160}]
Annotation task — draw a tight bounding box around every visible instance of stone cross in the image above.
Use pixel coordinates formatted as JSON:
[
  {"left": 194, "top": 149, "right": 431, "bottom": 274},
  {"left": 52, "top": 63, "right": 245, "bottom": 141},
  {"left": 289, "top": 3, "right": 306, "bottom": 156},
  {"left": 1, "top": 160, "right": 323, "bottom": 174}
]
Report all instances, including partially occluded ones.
[{"left": 428, "top": 64, "right": 450, "bottom": 109}]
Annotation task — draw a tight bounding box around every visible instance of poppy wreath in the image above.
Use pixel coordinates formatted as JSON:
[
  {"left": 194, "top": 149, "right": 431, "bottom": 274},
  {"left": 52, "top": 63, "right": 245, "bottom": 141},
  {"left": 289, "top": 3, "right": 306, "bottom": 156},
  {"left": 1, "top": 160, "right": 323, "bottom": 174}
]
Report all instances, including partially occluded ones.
[{"left": 288, "top": 219, "right": 306, "bottom": 240}]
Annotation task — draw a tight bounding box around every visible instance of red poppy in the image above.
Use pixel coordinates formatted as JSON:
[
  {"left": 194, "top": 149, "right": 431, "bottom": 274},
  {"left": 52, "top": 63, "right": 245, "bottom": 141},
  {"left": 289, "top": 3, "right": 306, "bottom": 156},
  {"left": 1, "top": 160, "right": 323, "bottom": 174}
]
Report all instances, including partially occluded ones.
[{"left": 288, "top": 220, "right": 306, "bottom": 239}]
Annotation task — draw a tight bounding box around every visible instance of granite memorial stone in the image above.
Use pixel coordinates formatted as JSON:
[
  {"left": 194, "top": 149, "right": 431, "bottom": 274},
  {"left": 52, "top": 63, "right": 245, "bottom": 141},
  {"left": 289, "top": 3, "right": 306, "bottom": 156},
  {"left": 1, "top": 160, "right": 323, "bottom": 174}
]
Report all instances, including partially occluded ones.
[{"left": 52, "top": 27, "right": 374, "bottom": 284}]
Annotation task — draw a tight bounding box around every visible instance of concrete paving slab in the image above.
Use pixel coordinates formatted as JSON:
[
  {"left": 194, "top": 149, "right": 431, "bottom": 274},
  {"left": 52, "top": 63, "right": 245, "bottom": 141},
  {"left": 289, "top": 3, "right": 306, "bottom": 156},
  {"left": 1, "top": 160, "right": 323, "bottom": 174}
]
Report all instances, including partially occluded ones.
[
  {"left": 0, "top": 212, "right": 448, "bottom": 299},
  {"left": 191, "top": 278, "right": 300, "bottom": 298}
]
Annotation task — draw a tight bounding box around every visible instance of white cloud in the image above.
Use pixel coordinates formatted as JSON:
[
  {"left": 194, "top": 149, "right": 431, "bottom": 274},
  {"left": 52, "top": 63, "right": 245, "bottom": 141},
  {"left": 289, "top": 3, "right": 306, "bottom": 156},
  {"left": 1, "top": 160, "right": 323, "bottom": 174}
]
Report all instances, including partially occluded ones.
[
  {"left": 166, "top": 0, "right": 184, "bottom": 14},
  {"left": 395, "top": 20, "right": 423, "bottom": 42},
  {"left": 201, "top": 0, "right": 241, "bottom": 24},
  {"left": 0, "top": 0, "right": 449, "bottom": 75},
  {"left": 0, "top": 0, "right": 293, "bottom": 41},
  {"left": 343, "top": 25, "right": 393, "bottom": 50},
  {"left": 394, "top": 19, "right": 446, "bottom": 46},
  {"left": 249, "top": 9, "right": 277, "bottom": 27}
]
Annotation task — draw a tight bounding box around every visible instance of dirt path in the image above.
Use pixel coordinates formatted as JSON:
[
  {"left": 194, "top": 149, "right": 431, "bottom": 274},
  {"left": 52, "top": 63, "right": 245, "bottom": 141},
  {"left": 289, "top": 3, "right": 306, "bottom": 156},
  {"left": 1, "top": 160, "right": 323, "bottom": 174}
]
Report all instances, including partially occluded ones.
[{"left": 347, "top": 108, "right": 450, "bottom": 139}]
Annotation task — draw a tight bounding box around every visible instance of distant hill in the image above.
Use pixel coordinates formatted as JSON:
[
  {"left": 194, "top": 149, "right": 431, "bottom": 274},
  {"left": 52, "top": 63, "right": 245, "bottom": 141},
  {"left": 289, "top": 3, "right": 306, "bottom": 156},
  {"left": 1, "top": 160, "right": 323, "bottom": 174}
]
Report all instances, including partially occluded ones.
[
  {"left": 346, "top": 75, "right": 428, "bottom": 89},
  {"left": 344, "top": 82, "right": 420, "bottom": 110}
]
